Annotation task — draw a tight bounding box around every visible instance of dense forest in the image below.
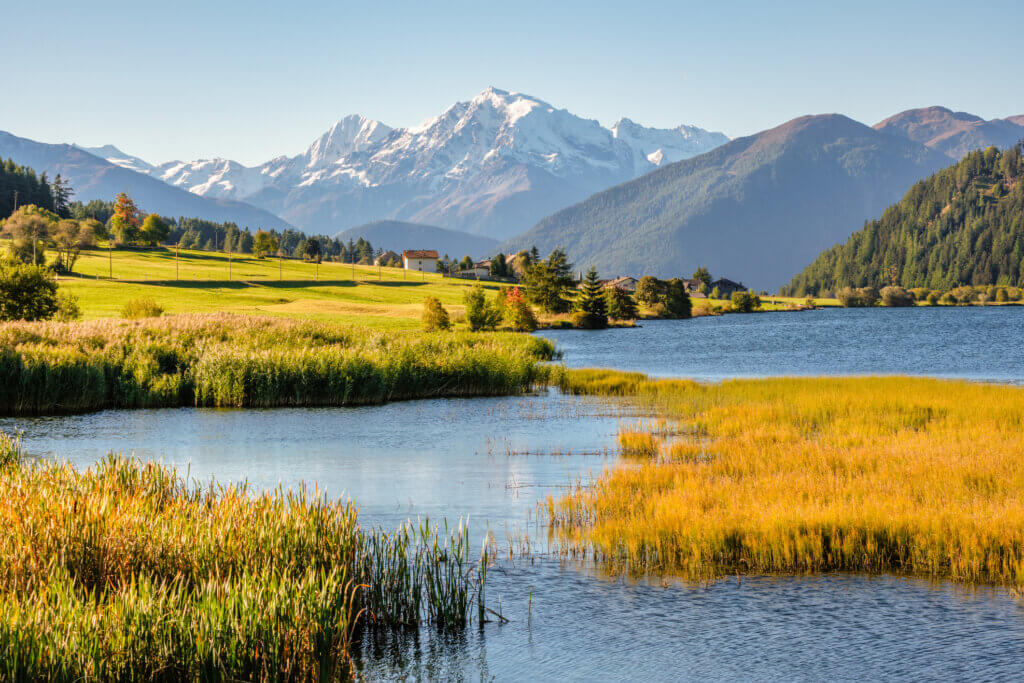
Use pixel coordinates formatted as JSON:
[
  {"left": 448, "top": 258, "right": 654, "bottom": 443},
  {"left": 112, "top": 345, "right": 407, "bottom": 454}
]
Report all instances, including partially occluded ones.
[
  {"left": 0, "top": 159, "right": 71, "bottom": 219},
  {"left": 786, "top": 143, "right": 1024, "bottom": 295}
]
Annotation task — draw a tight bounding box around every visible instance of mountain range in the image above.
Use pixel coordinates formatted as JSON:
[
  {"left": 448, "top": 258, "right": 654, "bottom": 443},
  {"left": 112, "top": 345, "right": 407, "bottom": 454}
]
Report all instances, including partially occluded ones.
[
  {"left": 0, "top": 131, "right": 292, "bottom": 230},
  {"left": 874, "top": 106, "right": 1024, "bottom": 160},
  {"left": 502, "top": 114, "right": 954, "bottom": 290},
  {"left": 81, "top": 87, "right": 730, "bottom": 239}
]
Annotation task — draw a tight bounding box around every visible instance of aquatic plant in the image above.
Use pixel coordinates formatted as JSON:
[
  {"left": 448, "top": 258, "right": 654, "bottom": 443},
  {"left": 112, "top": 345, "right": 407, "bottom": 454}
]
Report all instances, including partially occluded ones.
[
  {"left": 0, "top": 450, "right": 490, "bottom": 679},
  {"left": 0, "top": 313, "right": 555, "bottom": 415},
  {"left": 551, "top": 370, "right": 1024, "bottom": 587}
]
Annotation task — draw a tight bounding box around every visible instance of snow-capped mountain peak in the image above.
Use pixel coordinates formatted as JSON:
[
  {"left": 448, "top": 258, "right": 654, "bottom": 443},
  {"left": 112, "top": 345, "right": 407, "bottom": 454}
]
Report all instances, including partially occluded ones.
[
  {"left": 86, "top": 88, "right": 729, "bottom": 238},
  {"left": 75, "top": 144, "right": 155, "bottom": 174}
]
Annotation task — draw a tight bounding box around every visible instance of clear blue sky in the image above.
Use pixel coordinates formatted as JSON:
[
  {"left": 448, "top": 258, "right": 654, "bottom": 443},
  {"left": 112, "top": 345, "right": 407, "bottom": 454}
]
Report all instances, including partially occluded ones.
[{"left": 3, "top": 0, "right": 1020, "bottom": 165}]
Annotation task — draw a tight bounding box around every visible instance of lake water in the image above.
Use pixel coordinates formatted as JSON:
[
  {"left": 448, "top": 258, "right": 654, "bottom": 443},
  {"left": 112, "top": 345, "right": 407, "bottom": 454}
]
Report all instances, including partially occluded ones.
[
  {"left": 538, "top": 306, "right": 1024, "bottom": 382},
  {"left": 5, "top": 308, "right": 1024, "bottom": 679}
]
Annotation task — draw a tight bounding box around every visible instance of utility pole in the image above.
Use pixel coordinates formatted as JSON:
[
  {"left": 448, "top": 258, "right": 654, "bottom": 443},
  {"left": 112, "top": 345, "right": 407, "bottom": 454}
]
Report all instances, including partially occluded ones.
[
  {"left": 228, "top": 247, "right": 232, "bottom": 281},
  {"left": 175, "top": 245, "right": 179, "bottom": 280},
  {"left": 108, "top": 239, "right": 113, "bottom": 279},
  {"left": 279, "top": 253, "right": 282, "bottom": 280}
]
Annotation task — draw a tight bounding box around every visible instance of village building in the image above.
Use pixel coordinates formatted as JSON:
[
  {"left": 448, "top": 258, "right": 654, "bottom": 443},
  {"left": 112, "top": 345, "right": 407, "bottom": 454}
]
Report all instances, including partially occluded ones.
[
  {"left": 681, "top": 278, "right": 704, "bottom": 295},
  {"left": 711, "top": 278, "right": 745, "bottom": 296},
  {"left": 374, "top": 250, "right": 400, "bottom": 266},
  {"left": 459, "top": 260, "right": 491, "bottom": 278},
  {"left": 602, "top": 275, "right": 639, "bottom": 292},
  {"left": 402, "top": 250, "right": 439, "bottom": 272}
]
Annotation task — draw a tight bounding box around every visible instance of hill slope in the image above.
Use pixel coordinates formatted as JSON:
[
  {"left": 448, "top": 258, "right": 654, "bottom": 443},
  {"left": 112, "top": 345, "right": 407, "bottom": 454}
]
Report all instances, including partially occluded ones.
[
  {"left": 786, "top": 144, "right": 1024, "bottom": 294},
  {"left": 501, "top": 114, "right": 950, "bottom": 289},
  {"left": 875, "top": 107, "right": 1024, "bottom": 160},
  {"left": 0, "top": 132, "right": 292, "bottom": 230},
  {"left": 336, "top": 220, "right": 498, "bottom": 259}
]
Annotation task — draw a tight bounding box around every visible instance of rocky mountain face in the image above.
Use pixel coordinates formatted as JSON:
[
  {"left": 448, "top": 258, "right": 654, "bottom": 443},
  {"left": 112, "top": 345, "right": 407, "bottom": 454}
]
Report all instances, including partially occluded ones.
[
  {"left": 874, "top": 106, "right": 1024, "bottom": 159},
  {"left": 89, "top": 88, "right": 728, "bottom": 239}
]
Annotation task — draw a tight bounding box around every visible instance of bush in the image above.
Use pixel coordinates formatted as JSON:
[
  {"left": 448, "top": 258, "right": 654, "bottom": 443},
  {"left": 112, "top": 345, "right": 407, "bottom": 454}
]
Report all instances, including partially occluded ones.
[
  {"left": 648, "top": 302, "right": 670, "bottom": 318},
  {"left": 571, "top": 311, "right": 607, "bottom": 329},
  {"left": 939, "top": 292, "right": 957, "bottom": 305},
  {"left": 836, "top": 286, "right": 879, "bottom": 307},
  {"left": 0, "top": 263, "right": 58, "bottom": 321},
  {"left": 950, "top": 286, "right": 977, "bottom": 304},
  {"left": 54, "top": 292, "right": 82, "bottom": 322},
  {"left": 926, "top": 291, "right": 940, "bottom": 305},
  {"left": 421, "top": 297, "right": 450, "bottom": 331},
  {"left": 463, "top": 285, "right": 501, "bottom": 331},
  {"left": 121, "top": 297, "right": 164, "bottom": 319},
  {"left": 995, "top": 288, "right": 1009, "bottom": 303},
  {"left": 880, "top": 286, "right": 914, "bottom": 307},
  {"left": 910, "top": 287, "right": 930, "bottom": 301},
  {"left": 730, "top": 291, "right": 761, "bottom": 313},
  {"left": 504, "top": 287, "right": 537, "bottom": 332},
  {"left": 634, "top": 276, "right": 662, "bottom": 306}
]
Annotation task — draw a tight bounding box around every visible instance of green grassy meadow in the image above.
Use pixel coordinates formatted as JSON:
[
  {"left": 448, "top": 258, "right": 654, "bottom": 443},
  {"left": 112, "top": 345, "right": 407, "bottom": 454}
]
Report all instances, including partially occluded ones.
[{"left": 56, "top": 246, "right": 507, "bottom": 329}]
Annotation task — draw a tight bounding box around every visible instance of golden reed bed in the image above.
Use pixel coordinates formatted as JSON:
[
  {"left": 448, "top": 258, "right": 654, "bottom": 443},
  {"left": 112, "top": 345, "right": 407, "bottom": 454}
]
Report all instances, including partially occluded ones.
[{"left": 550, "top": 369, "right": 1024, "bottom": 586}]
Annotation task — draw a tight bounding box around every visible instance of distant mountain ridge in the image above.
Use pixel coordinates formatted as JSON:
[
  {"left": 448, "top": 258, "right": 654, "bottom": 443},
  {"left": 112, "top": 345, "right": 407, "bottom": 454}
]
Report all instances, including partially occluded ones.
[
  {"left": 501, "top": 114, "right": 952, "bottom": 290},
  {"left": 336, "top": 220, "right": 498, "bottom": 259},
  {"left": 84, "top": 87, "right": 729, "bottom": 239},
  {"left": 874, "top": 106, "right": 1024, "bottom": 159},
  {"left": 0, "top": 132, "right": 292, "bottom": 230}
]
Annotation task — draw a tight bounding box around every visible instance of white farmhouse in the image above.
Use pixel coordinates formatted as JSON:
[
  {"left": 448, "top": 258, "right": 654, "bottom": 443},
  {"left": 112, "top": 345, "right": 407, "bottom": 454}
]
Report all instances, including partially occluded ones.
[{"left": 402, "top": 250, "right": 439, "bottom": 272}]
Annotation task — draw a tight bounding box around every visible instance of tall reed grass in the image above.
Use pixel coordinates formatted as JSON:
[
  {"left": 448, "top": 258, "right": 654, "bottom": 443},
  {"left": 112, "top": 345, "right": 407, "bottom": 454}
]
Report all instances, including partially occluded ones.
[
  {"left": 0, "top": 447, "right": 491, "bottom": 679},
  {"left": 0, "top": 313, "right": 555, "bottom": 415},
  {"left": 550, "top": 369, "right": 1024, "bottom": 587}
]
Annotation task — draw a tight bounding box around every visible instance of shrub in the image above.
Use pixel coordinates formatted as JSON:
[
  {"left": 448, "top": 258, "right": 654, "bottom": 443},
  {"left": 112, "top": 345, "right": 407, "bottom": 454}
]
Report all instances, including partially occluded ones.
[
  {"left": 504, "top": 287, "right": 537, "bottom": 332},
  {"left": 730, "top": 291, "right": 761, "bottom": 313},
  {"left": 995, "top": 288, "right": 1009, "bottom": 303},
  {"left": 463, "top": 285, "right": 501, "bottom": 331},
  {"left": 0, "top": 263, "right": 58, "bottom": 321},
  {"left": 880, "top": 286, "right": 914, "bottom": 307},
  {"left": 836, "top": 286, "right": 879, "bottom": 307},
  {"left": 1007, "top": 287, "right": 1023, "bottom": 302},
  {"left": 571, "top": 311, "right": 607, "bottom": 329},
  {"left": 804, "top": 297, "right": 816, "bottom": 310},
  {"left": 421, "top": 297, "right": 450, "bottom": 331},
  {"left": 648, "top": 302, "right": 670, "bottom": 318},
  {"left": 950, "top": 286, "right": 977, "bottom": 304},
  {"left": 939, "top": 292, "right": 957, "bottom": 305},
  {"left": 910, "top": 287, "right": 930, "bottom": 301},
  {"left": 121, "top": 297, "right": 164, "bottom": 319},
  {"left": 54, "top": 292, "right": 81, "bottom": 322},
  {"left": 926, "top": 291, "right": 940, "bottom": 305}
]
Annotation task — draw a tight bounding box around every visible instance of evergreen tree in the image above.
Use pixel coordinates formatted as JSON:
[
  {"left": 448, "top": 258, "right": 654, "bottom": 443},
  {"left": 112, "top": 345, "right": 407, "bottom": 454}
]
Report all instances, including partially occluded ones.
[
  {"left": 604, "top": 286, "right": 639, "bottom": 320},
  {"left": 575, "top": 267, "right": 608, "bottom": 328}
]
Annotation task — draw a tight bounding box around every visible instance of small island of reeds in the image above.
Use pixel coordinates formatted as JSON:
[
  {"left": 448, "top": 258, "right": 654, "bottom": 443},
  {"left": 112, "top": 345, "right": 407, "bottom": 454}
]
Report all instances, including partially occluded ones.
[
  {"left": 550, "top": 369, "right": 1024, "bottom": 587},
  {"left": 0, "top": 313, "right": 555, "bottom": 415}
]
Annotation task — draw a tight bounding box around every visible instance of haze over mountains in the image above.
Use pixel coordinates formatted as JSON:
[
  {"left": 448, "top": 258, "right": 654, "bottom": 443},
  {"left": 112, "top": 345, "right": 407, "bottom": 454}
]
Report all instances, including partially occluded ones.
[
  {"left": 0, "top": 131, "right": 292, "bottom": 230},
  {"left": 80, "top": 87, "right": 730, "bottom": 240}
]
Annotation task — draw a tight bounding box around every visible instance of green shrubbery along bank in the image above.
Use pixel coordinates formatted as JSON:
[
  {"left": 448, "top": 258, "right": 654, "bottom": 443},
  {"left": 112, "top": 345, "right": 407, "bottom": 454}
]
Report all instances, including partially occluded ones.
[{"left": 0, "top": 314, "right": 555, "bottom": 415}]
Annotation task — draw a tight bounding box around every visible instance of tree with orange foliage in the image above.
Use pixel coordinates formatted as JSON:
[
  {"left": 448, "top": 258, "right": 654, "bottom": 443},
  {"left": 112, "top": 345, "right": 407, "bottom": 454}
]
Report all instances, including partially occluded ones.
[{"left": 109, "top": 192, "right": 141, "bottom": 244}]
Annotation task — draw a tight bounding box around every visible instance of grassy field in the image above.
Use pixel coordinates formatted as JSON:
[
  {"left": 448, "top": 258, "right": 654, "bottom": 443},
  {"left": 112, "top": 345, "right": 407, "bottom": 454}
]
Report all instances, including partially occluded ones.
[
  {"left": 0, "top": 437, "right": 489, "bottom": 679},
  {"left": 56, "top": 246, "right": 508, "bottom": 329},
  {"left": 550, "top": 369, "right": 1024, "bottom": 587}
]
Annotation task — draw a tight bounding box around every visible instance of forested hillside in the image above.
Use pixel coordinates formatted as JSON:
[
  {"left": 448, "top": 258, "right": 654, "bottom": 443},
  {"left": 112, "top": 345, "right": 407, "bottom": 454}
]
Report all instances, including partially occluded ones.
[
  {"left": 786, "top": 144, "right": 1024, "bottom": 295},
  {"left": 0, "top": 159, "right": 65, "bottom": 218}
]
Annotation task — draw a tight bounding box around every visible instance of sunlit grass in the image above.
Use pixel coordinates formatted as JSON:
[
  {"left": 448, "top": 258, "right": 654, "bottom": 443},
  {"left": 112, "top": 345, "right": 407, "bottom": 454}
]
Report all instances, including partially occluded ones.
[
  {"left": 0, "top": 313, "right": 555, "bottom": 415},
  {"left": 551, "top": 369, "right": 1024, "bottom": 586},
  {"left": 0, "top": 451, "right": 490, "bottom": 679}
]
